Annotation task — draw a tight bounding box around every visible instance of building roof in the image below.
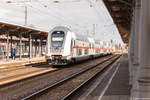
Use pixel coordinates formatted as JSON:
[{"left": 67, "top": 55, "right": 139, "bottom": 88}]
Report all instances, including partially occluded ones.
[{"left": 0, "top": 22, "right": 47, "bottom": 39}]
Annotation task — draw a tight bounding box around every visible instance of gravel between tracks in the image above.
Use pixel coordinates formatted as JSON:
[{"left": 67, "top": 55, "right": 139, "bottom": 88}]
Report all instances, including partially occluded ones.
[
  {"left": 28, "top": 56, "right": 118, "bottom": 100},
  {"left": 0, "top": 55, "right": 112, "bottom": 100},
  {"left": 0, "top": 62, "right": 50, "bottom": 82}
]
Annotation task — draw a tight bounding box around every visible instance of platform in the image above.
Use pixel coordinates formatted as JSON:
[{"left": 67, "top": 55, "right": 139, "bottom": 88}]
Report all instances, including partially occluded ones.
[
  {"left": 102, "top": 54, "right": 131, "bottom": 100},
  {"left": 0, "top": 56, "right": 45, "bottom": 69}
]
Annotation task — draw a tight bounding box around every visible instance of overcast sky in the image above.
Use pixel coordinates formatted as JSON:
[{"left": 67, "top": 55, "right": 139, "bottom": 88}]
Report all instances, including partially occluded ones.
[{"left": 0, "top": 0, "right": 124, "bottom": 44}]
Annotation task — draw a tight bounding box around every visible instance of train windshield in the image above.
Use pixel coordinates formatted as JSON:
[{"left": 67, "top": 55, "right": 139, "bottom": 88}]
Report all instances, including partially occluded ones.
[{"left": 51, "top": 31, "right": 65, "bottom": 47}]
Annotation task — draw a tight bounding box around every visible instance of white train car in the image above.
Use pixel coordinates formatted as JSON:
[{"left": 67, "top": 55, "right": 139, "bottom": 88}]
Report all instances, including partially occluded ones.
[{"left": 45, "top": 26, "right": 112, "bottom": 65}]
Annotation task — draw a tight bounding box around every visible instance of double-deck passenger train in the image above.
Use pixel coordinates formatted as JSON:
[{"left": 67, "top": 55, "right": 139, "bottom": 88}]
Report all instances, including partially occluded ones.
[{"left": 45, "top": 26, "right": 114, "bottom": 65}]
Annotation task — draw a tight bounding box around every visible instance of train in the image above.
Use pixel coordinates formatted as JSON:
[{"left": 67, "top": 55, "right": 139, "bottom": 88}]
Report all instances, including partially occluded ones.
[{"left": 45, "top": 26, "right": 116, "bottom": 65}]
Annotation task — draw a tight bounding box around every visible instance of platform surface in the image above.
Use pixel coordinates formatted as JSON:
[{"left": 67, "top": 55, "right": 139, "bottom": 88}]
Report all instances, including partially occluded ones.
[
  {"left": 102, "top": 54, "right": 131, "bottom": 100},
  {"left": 0, "top": 56, "right": 45, "bottom": 69}
]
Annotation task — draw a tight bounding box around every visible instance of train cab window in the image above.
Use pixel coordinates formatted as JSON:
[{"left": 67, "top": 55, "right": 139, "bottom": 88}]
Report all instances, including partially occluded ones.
[{"left": 51, "top": 31, "right": 65, "bottom": 47}]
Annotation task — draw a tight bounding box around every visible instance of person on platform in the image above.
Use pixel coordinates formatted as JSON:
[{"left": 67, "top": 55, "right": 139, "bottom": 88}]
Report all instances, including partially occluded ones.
[{"left": 11, "top": 48, "right": 17, "bottom": 60}]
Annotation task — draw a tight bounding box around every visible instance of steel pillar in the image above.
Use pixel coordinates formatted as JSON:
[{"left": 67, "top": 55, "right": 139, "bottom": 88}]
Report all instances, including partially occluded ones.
[
  {"left": 131, "top": 0, "right": 141, "bottom": 98},
  {"left": 40, "top": 38, "right": 43, "bottom": 56},
  {"left": 6, "top": 32, "right": 9, "bottom": 60},
  {"left": 10, "top": 35, "right": 12, "bottom": 51},
  {"left": 32, "top": 39, "right": 34, "bottom": 57},
  {"left": 38, "top": 39, "right": 41, "bottom": 56},
  {"left": 19, "top": 33, "right": 22, "bottom": 59},
  {"left": 137, "top": 0, "right": 150, "bottom": 98},
  {"left": 35, "top": 39, "right": 37, "bottom": 57},
  {"left": 129, "top": 17, "right": 135, "bottom": 85},
  {"left": 129, "top": 3, "right": 139, "bottom": 85},
  {"left": 29, "top": 33, "right": 32, "bottom": 59}
]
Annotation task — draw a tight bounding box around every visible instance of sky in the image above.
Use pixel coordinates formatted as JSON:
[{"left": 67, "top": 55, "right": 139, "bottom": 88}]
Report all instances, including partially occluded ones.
[{"left": 0, "top": 0, "right": 124, "bottom": 45}]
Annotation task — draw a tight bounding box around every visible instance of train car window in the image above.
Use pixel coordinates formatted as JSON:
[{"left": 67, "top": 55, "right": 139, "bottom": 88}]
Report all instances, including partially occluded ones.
[
  {"left": 78, "top": 49, "right": 82, "bottom": 55},
  {"left": 51, "top": 31, "right": 65, "bottom": 47},
  {"left": 96, "top": 50, "right": 99, "bottom": 53},
  {"left": 85, "top": 49, "right": 88, "bottom": 55}
]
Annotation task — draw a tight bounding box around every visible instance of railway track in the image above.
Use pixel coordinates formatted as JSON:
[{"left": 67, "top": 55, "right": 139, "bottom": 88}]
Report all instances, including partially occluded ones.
[
  {"left": 0, "top": 61, "right": 56, "bottom": 85},
  {"left": 0, "top": 55, "right": 118, "bottom": 100},
  {"left": 22, "top": 55, "right": 120, "bottom": 100}
]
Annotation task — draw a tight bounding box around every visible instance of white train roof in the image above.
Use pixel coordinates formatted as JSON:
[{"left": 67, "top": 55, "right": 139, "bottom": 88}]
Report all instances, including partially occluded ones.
[
  {"left": 75, "top": 33, "right": 86, "bottom": 40},
  {"left": 49, "top": 26, "right": 71, "bottom": 33},
  {"left": 49, "top": 26, "right": 93, "bottom": 42}
]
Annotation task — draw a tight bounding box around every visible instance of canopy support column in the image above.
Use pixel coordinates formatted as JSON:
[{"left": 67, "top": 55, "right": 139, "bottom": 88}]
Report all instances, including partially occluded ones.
[
  {"left": 35, "top": 38, "right": 37, "bottom": 57},
  {"left": 6, "top": 32, "right": 10, "bottom": 60},
  {"left": 136, "top": 0, "right": 150, "bottom": 98},
  {"left": 131, "top": 0, "right": 141, "bottom": 98},
  {"left": 19, "top": 33, "right": 22, "bottom": 59},
  {"left": 40, "top": 38, "right": 43, "bottom": 56},
  {"left": 29, "top": 33, "right": 32, "bottom": 59}
]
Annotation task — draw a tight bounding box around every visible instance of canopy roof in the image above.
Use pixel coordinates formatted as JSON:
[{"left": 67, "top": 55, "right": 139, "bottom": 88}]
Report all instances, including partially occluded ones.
[{"left": 103, "top": 0, "right": 133, "bottom": 43}]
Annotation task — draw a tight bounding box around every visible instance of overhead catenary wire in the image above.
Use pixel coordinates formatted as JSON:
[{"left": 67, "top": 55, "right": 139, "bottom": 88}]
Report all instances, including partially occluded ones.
[
  {"left": 4, "top": 0, "right": 102, "bottom": 28},
  {"left": 0, "top": 0, "right": 124, "bottom": 44}
]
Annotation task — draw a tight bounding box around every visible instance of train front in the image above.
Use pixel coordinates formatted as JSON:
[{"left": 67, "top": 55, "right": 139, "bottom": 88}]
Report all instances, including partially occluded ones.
[{"left": 46, "top": 27, "right": 72, "bottom": 65}]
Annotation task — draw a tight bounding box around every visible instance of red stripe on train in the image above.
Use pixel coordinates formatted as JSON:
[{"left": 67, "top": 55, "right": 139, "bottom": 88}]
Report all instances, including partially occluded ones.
[{"left": 72, "top": 46, "right": 112, "bottom": 50}]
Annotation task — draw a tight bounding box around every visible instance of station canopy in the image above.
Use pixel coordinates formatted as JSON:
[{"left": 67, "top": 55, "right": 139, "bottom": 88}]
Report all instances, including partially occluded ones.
[
  {"left": 103, "top": 0, "right": 133, "bottom": 43},
  {"left": 0, "top": 22, "right": 47, "bottom": 39}
]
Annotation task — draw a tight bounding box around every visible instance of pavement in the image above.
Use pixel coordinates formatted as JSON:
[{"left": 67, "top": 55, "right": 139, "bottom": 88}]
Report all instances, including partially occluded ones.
[
  {"left": 84, "top": 54, "right": 131, "bottom": 100},
  {"left": 102, "top": 54, "right": 131, "bottom": 100},
  {"left": 0, "top": 56, "right": 46, "bottom": 69}
]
